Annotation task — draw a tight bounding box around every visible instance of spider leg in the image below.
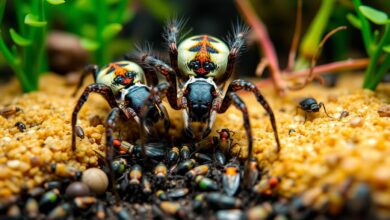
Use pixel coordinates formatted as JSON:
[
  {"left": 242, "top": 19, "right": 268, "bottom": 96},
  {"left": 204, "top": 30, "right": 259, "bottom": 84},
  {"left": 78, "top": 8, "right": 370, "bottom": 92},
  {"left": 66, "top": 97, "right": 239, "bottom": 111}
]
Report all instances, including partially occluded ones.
[
  {"left": 164, "top": 18, "right": 187, "bottom": 73},
  {"left": 153, "top": 82, "right": 171, "bottom": 136},
  {"left": 181, "top": 96, "right": 195, "bottom": 138},
  {"left": 319, "top": 102, "right": 333, "bottom": 119},
  {"left": 105, "top": 107, "right": 122, "bottom": 204},
  {"left": 201, "top": 98, "right": 220, "bottom": 139},
  {"left": 216, "top": 23, "right": 249, "bottom": 84},
  {"left": 72, "top": 64, "right": 99, "bottom": 97},
  {"left": 218, "top": 92, "right": 253, "bottom": 159},
  {"left": 132, "top": 50, "right": 180, "bottom": 111},
  {"left": 72, "top": 83, "right": 118, "bottom": 151},
  {"left": 220, "top": 79, "right": 281, "bottom": 153},
  {"left": 303, "top": 111, "right": 308, "bottom": 124}
]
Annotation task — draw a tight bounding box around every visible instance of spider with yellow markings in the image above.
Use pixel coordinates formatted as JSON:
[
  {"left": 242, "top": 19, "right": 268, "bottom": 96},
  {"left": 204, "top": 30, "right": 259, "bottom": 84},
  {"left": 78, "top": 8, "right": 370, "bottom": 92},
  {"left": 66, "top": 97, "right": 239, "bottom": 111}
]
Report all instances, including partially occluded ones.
[{"left": 130, "top": 19, "right": 281, "bottom": 160}]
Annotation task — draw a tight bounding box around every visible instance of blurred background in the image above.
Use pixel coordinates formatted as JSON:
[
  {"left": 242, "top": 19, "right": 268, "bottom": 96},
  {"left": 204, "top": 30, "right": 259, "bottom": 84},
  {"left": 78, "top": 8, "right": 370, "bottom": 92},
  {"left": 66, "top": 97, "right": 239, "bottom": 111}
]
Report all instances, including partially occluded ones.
[{"left": 0, "top": 0, "right": 389, "bottom": 87}]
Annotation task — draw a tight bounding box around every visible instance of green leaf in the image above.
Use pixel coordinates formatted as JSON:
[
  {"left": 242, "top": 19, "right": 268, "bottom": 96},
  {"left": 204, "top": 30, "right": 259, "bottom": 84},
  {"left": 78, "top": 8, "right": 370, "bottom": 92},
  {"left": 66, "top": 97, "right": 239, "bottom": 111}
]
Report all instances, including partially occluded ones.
[
  {"left": 383, "top": 44, "right": 390, "bottom": 53},
  {"left": 346, "top": 13, "right": 362, "bottom": 29},
  {"left": 80, "top": 38, "right": 99, "bottom": 51},
  {"left": 46, "top": 0, "right": 66, "bottom": 5},
  {"left": 24, "top": 14, "right": 47, "bottom": 27},
  {"left": 102, "top": 23, "right": 122, "bottom": 40},
  {"left": 359, "top": 6, "right": 388, "bottom": 25},
  {"left": 9, "top": 29, "right": 31, "bottom": 46}
]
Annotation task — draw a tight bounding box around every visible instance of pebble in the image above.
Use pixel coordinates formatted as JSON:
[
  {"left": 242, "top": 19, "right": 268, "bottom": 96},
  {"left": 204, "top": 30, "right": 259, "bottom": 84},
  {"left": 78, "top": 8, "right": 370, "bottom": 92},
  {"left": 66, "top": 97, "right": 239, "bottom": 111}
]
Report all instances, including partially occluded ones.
[
  {"left": 81, "top": 168, "right": 108, "bottom": 195},
  {"left": 349, "top": 117, "right": 363, "bottom": 127},
  {"left": 65, "top": 182, "right": 90, "bottom": 198},
  {"left": 378, "top": 105, "right": 390, "bottom": 117}
]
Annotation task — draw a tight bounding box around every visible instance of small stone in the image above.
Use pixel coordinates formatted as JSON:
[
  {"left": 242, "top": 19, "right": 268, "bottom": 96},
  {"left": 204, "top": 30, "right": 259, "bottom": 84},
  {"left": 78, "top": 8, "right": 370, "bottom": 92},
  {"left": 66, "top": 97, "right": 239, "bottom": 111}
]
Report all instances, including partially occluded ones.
[
  {"left": 65, "top": 182, "right": 90, "bottom": 198},
  {"left": 81, "top": 168, "right": 108, "bottom": 195},
  {"left": 349, "top": 117, "right": 363, "bottom": 127},
  {"left": 378, "top": 105, "right": 390, "bottom": 117}
]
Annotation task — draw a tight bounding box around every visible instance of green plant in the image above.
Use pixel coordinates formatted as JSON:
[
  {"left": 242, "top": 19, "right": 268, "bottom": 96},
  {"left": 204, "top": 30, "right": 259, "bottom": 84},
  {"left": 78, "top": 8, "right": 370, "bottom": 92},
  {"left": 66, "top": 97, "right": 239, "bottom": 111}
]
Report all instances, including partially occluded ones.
[
  {"left": 0, "top": 0, "right": 64, "bottom": 92},
  {"left": 349, "top": 0, "right": 390, "bottom": 90}
]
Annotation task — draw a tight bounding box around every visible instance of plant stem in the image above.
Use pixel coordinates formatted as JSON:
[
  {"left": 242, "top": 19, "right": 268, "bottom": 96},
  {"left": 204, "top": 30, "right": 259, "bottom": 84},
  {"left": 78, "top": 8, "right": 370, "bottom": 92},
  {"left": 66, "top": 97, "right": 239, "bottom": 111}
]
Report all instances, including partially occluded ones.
[
  {"left": 352, "top": 0, "right": 373, "bottom": 56},
  {"left": 116, "top": 0, "right": 129, "bottom": 23},
  {"left": 300, "top": 0, "right": 335, "bottom": 59},
  {"left": 0, "top": 36, "right": 33, "bottom": 92},
  {"left": 0, "top": 0, "right": 6, "bottom": 25},
  {"left": 366, "top": 53, "right": 390, "bottom": 90},
  {"left": 256, "top": 58, "right": 369, "bottom": 87},
  {"left": 363, "top": 24, "right": 390, "bottom": 89},
  {"left": 96, "top": 0, "right": 107, "bottom": 66},
  {"left": 234, "top": 0, "right": 286, "bottom": 93}
]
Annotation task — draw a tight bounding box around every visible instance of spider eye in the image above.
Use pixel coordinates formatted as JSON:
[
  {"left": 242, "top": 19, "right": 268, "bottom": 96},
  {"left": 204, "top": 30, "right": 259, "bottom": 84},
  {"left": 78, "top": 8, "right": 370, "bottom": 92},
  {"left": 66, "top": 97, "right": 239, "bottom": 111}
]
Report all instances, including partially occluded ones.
[
  {"left": 125, "top": 71, "right": 135, "bottom": 78},
  {"left": 188, "top": 60, "right": 200, "bottom": 70},
  {"left": 204, "top": 61, "right": 216, "bottom": 71},
  {"left": 114, "top": 76, "right": 123, "bottom": 84}
]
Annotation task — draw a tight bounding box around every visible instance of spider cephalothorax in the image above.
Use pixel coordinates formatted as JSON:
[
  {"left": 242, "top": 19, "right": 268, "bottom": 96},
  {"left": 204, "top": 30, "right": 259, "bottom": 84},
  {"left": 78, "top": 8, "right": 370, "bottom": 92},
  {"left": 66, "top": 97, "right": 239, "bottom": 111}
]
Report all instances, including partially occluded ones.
[{"left": 132, "top": 19, "right": 281, "bottom": 161}]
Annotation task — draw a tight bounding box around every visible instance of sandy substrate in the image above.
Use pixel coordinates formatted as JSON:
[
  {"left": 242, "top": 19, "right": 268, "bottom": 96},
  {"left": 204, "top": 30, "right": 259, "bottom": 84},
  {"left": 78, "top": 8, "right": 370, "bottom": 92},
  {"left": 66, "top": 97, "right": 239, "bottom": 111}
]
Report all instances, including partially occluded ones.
[{"left": 0, "top": 74, "right": 389, "bottom": 212}]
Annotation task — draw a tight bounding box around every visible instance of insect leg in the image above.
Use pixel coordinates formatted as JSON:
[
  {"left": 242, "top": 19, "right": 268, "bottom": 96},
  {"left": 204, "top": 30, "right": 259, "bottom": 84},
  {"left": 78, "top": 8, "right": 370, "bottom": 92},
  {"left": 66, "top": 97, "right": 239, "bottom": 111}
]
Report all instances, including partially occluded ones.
[{"left": 319, "top": 102, "right": 333, "bottom": 118}]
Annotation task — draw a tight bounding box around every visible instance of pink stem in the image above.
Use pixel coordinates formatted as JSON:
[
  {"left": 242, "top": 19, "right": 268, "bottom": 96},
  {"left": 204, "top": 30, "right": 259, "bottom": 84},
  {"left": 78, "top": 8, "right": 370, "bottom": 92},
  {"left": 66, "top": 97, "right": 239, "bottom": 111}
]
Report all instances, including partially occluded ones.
[
  {"left": 256, "top": 58, "right": 369, "bottom": 87},
  {"left": 235, "top": 0, "right": 286, "bottom": 93}
]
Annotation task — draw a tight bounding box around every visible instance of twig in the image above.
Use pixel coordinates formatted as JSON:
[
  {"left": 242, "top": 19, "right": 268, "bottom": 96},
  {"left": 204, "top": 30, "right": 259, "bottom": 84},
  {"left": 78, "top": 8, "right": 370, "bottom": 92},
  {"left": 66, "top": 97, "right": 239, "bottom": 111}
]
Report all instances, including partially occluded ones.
[
  {"left": 289, "top": 26, "right": 348, "bottom": 90},
  {"left": 286, "top": 0, "right": 302, "bottom": 71},
  {"left": 234, "top": 0, "right": 286, "bottom": 94},
  {"left": 256, "top": 58, "right": 369, "bottom": 87}
]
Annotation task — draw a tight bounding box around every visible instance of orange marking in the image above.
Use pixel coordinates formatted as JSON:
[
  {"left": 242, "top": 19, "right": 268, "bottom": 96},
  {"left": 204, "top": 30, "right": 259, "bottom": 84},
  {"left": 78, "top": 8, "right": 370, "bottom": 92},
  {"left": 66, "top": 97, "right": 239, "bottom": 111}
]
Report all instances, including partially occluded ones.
[
  {"left": 108, "top": 63, "right": 128, "bottom": 76},
  {"left": 226, "top": 167, "right": 237, "bottom": 176},
  {"left": 190, "top": 35, "right": 218, "bottom": 75}
]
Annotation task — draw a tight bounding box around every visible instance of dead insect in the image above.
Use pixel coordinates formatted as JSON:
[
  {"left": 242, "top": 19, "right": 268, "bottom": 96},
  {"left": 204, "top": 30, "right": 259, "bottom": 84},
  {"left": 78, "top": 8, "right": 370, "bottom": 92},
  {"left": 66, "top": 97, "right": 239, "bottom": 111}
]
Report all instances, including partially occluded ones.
[
  {"left": 47, "top": 203, "right": 71, "bottom": 219},
  {"left": 223, "top": 165, "right": 240, "bottom": 196},
  {"left": 159, "top": 201, "right": 185, "bottom": 218},
  {"left": 39, "top": 189, "right": 60, "bottom": 213},
  {"left": 205, "top": 192, "right": 241, "bottom": 209},
  {"left": 75, "top": 125, "right": 85, "bottom": 139},
  {"left": 141, "top": 176, "right": 152, "bottom": 195},
  {"left": 216, "top": 210, "right": 244, "bottom": 220},
  {"left": 185, "top": 164, "right": 209, "bottom": 180},
  {"left": 0, "top": 106, "right": 21, "bottom": 118},
  {"left": 180, "top": 145, "right": 191, "bottom": 160},
  {"left": 14, "top": 121, "right": 26, "bottom": 132},
  {"left": 129, "top": 165, "right": 143, "bottom": 186},
  {"left": 50, "top": 163, "right": 82, "bottom": 179},
  {"left": 196, "top": 176, "right": 218, "bottom": 191},
  {"left": 288, "top": 129, "right": 296, "bottom": 135},
  {"left": 154, "top": 162, "right": 168, "bottom": 183},
  {"left": 114, "top": 205, "right": 132, "bottom": 220},
  {"left": 175, "top": 159, "right": 196, "bottom": 175},
  {"left": 156, "top": 190, "right": 168, "bottom": 201},
  {"left": 25, "top": 198, "right": 39, "bottom": 219},
  {"left": 74, "top": 196, "right": 97, "bottom": 209},
  {"left": 113, "top": 139, "right": 166, "bottom": 159},
  {"left": 194, "top": 153, "right": 212, "bottom": 163},
  {"left": 112, "top": 158, "right": 127, "bottom": 176},
  {"left": 167, "top": 147, "right": 180, "bottom": 166},
  {"left": 166, "top": 188, "right": 189, "bottom": 200},
  {"left": 95, "top": 202, "right": 106, "bottom": 220},
  {"left": 297, "top": 97, "right": 332, "bottom": 123},
  {"left": 243, "top": 158, "right": 259, "bottom": 189},
  {"left": 131, "top": 19, "right": 281, "bottom": 160},
  {"left": 214, "top": 148, "right": 226, "bottom": 166},
  {"left": 217, "top": 128, "right": 235, "bottom": 154}
]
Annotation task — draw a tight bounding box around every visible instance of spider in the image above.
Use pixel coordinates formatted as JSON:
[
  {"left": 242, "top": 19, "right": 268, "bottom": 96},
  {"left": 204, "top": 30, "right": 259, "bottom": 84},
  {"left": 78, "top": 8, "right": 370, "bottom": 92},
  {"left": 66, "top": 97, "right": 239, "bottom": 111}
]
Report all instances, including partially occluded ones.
[
  {"left": 131, "top": 19, "right": 281, "bottom": 160},
  {"left": 71, "top": 60, "right": 171, "bottom": 156}
]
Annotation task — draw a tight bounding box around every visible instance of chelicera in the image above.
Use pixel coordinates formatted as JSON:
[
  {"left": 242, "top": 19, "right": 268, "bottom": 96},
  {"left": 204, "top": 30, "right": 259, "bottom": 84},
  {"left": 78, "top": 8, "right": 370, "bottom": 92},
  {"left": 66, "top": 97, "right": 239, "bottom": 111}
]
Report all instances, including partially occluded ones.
[
  {"left": 297, "top": 97, "right": 332, "bottom": 123},
  {"left": 131, "top": 19, "right": 281, "bottom": 160},
  {"left": 71, "top": 60, "right": 171, "bottom": 155}
]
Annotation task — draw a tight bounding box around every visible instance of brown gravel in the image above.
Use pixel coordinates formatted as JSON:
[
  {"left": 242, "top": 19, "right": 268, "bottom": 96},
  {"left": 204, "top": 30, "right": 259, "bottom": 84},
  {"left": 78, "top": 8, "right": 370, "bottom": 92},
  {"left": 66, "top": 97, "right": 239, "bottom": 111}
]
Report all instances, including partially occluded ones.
[{"left": 0, "top": 74, "right": 389, "bottom": 212}]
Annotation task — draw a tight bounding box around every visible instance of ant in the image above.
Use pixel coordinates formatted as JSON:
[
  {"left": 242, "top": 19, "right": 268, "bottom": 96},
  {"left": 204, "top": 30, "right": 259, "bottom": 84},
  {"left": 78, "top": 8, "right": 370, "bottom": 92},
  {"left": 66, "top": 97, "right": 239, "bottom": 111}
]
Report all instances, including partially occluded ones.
[{"left": 297, "top": 97, "right": 332, "bottom": 123}]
